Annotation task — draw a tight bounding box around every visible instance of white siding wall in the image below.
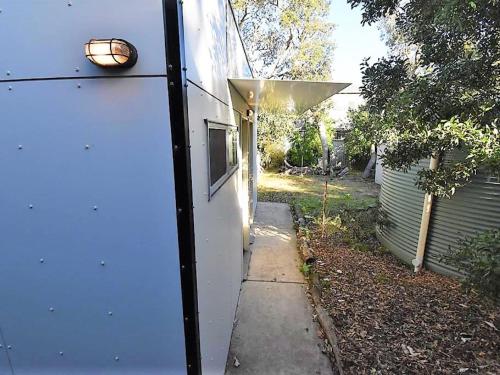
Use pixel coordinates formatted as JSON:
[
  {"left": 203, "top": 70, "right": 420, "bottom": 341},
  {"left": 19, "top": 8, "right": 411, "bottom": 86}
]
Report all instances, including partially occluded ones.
[{"left": 183, "top": 1, "right": 254, "bottom": 373}]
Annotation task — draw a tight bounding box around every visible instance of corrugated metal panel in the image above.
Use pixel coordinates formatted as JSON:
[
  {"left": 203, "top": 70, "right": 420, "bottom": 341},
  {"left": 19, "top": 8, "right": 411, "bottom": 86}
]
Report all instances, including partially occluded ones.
[
  {"left": 425, "top": 152, "right": 500, "bottom": 276},
  {"left": 378, "top": 151, "right": 500, "bottom": 277},
  {"left": 377, "top": 160, "right": 429, "bottom": 267}
]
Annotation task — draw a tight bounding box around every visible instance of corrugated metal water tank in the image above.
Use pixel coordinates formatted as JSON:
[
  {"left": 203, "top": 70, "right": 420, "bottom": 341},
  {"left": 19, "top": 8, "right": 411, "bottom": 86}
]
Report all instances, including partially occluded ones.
[
  {"left": 425, "top": 152, "right": 500, "bottom": 275},
  {"left": 377, "top": 153, "right": 500, "bottom": 276},
  {"left": 377, "top": 159, "right": 429, "bottom": 268}
]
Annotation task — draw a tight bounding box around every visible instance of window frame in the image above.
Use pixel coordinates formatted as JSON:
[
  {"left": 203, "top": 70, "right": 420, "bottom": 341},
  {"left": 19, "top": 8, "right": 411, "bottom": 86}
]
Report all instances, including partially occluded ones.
[{"left": 205, "top": 119, "right": 240, "bottom": 200}]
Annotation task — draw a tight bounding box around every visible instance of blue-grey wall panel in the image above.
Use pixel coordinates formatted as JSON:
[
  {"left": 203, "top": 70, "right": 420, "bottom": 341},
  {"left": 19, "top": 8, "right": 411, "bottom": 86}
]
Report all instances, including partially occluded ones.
[
  {"left": 0, "top": 329, "right": 13, "bottom": 375},
  {"left": 0, "top": 77, "right": 186, "bottom": 374},
  {"left": 0, "top": 0, "right": 166, "bottom": 80}
]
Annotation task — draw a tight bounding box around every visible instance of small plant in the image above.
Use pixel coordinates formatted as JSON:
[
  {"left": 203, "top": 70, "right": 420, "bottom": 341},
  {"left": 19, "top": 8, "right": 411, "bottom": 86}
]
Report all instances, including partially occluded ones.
[
  {"left": 300, "top": 262, "right": 312, "bottom": 276},
  {"left": 374, "top": 272, "right": 390, "bottom": 284},
  {"left": 444, "top": 229, "right": 500, "bottom": 300},
  {"left": 313, "top": 215, "right": 344, "bottom": 236},
  {"left": 376, "top": 205, "right": 391, "bottom": 231}
]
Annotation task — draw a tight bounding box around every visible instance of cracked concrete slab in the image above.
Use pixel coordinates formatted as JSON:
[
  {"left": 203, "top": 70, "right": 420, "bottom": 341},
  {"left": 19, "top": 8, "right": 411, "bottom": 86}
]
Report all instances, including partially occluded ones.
[{"left": 225, "top": 202, "right": 333, "bottom": 375}]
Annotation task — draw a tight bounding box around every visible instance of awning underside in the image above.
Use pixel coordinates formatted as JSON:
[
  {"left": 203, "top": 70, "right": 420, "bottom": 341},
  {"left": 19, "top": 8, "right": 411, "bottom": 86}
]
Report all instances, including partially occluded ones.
[{"left": 229, "top": 78, "right": 350, "bottom": 114}]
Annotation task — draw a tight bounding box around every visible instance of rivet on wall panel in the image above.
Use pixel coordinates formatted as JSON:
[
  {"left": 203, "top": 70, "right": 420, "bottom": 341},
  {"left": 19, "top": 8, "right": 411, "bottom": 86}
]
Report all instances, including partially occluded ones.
[
  {"left": 114, "top": 356, "right": 120, "bottom": 362},
  {"left": 59, "top": 351, "right": 64, "bottom": 356},
  {"left": 18, "top": 145, "right": 23, "bottom": 150},
  {"left": 75, "top": 67, "right": 80, "bottom": 72},
  {"left": 40, "top": 258, "right": 45, "bottom": 263},
  {"left": 67, "top": 2, "right": 72, "bottom": 6},
  {"left": 28, "top": 204, "right": 33, "bottom": 209},
  {"left": 49, "top": 307, "right": 55, "bottom": 312},
  {"left": 8, "top": 86, "right": 12, "bottom": 91},
  {"left": 93, "top": 206, "right": 98, "bottom": 211},
  {"left": 6, "top": 71, "right": 11, "bottom": 76},
  {"left": 7, "top": 346, "right": 12, "bottom": 350},
  {"left": 100, "top": 261, "right": 106, "bottom": 266},
  {"left": 108, "top": 311, "right": 113, "bottom": 316},
  {"left": 77, "top": 83, "right": 81, "bottom": 89},
  {"left": 85, "top": 145, "right": 90, "bottom": 150}
]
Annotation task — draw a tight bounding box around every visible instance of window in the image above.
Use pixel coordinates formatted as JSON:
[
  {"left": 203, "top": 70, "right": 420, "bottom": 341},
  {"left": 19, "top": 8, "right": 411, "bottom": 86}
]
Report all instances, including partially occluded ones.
[{"left": 206, "top": 120, "right": 239, "bottom": 199}]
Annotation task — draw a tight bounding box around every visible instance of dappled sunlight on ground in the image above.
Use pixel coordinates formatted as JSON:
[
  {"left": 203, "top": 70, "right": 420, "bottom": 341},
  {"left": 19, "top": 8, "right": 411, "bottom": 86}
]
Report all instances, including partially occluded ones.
[
  {"left": 258, "top": 171, "right": 347, "bottom": 200},
  {"left": 254, "top": 225, "right": 291, "bottom": 243},
  {"left": 257, "top": 171, "right": 380, "bottom": 213}
]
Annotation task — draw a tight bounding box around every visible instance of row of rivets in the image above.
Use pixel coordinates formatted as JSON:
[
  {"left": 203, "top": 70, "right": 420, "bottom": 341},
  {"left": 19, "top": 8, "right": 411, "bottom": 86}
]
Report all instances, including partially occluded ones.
[
  {"left": 6, "top": 82, "right": 84, "bottom": 91},
  {"left": 47, "top": 307, "right": 113, "bottom": 316},
  {"left": 27, "top": 204, "right": 98, "bottom": 209},
  {"left": 17, "top": 145, "right": 92, "bottom": 150},
  {"left": 39, "top": 258, "right": 106, "bottom": 266}
]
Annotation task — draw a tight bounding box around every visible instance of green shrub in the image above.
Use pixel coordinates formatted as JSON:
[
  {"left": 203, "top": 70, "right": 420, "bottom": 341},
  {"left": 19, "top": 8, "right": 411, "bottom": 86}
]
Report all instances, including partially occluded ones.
[
  {"left": 261, "top": 142, "right": 286, "bottom": 169},
  {"left": 444, "top": 229, "right": 500, "bottom": 300},
  {"left": 287, "top": 127, "right": 322, "bottom": 167}
]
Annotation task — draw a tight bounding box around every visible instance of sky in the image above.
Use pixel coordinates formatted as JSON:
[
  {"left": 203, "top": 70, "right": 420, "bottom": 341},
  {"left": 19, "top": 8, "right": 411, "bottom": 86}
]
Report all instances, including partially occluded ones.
[{"left": 328, "top": 0, "right": 388, "bottom": 125}]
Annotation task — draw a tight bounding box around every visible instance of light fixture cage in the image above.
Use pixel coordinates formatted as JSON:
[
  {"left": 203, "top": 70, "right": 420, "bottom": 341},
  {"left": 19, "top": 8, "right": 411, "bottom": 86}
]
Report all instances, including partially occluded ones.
[{"left": 84, "top": 38, "right": 138, "bottom": 68}]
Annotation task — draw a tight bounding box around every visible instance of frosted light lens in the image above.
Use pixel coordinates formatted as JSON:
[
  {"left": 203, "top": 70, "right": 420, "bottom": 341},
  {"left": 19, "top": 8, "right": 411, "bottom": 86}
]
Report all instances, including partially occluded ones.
[{"left": 84, "top": 39, "right": 137, "bottom": 68}]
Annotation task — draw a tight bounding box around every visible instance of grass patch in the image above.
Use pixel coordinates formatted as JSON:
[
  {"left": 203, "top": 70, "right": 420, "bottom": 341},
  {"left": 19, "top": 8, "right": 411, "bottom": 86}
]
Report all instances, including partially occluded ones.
[
  {"left": 258, "top": 170, "right": 383, "bottom": 253},
  {"left": 258, "top": 171, "right": 378, "bottom": 215}
]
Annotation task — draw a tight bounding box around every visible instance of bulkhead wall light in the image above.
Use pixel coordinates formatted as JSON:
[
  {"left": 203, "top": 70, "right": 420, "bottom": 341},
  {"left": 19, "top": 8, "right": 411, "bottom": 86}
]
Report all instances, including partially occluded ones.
[{"left": 84, "top": 39, "right": 138, "bottom": 68}]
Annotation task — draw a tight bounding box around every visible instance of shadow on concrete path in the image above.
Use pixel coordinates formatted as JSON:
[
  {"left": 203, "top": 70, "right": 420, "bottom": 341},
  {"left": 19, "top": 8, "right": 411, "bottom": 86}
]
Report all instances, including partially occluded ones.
[{"left": 225, "top": 202, "right": 333, "bottom": 375}]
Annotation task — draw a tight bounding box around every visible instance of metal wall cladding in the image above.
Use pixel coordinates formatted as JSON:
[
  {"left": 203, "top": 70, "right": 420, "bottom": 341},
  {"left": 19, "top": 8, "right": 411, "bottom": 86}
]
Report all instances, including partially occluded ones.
[
  {"left": 0, "top": 78, "right": 187, "bottom": 375},
  {"left": 378, "top": 152, "right": 500, "bottom": 277},
  {"left": 377, "top": 159, "right": 429, "bottom": 268},
  {"left": 0, "top": 0, "right": 167, "bottom": 80},
  {"left": 426, "top": 152, "right": 500, "bottom": 276}
]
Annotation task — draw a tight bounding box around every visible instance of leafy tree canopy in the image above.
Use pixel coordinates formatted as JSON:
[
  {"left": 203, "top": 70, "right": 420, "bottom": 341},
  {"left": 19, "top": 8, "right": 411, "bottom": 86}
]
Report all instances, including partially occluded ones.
[
  {"left": 232, "top": 0, "right": 334, "bottom": 80},
  {"left": 232, "top": 0, "right": 336, "bottom": 168},
  {"left": 347, "top": 0, "right": 500, "bottom": 196}
]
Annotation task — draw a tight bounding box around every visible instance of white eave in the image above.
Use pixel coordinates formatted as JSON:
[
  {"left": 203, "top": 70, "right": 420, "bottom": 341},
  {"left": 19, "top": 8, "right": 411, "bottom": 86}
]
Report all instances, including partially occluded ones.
[{"left": 229, "top": 78, "right": 351, "bottom": 114}]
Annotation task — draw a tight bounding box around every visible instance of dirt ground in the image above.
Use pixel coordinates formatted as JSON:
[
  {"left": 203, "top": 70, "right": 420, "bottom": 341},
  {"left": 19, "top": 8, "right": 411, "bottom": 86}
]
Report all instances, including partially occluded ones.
[
  {"left": 313, "top": 240, "right": 499, "bottom": 375},
  {"left": 259, "top": 171, "right": 500, "bottom": 375}
]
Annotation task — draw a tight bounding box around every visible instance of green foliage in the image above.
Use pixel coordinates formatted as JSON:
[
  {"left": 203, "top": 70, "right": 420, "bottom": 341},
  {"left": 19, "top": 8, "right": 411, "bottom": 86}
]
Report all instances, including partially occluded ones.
[
  {"left": 300, "top": 262, "right": 313, "bottom": 276},
  {"left": 344, "top": 106, "right": 376, "bottom": 166},
  {"left": 287, "top": 124, "right": 323, "bottom": 166},
  {"left": 257, "top": 110, "right": 297, "bottom": 168},
  {"left": 347, "top": 0, "right": 500, "bottom": 197},
  {"left": 444, "top": 229, "right": 500, "bottom": 299},
  {"left": 313, "top": 214, "right": 344, "bottom": 237},
  {"left": 261, "top": 142, "right": 287, "bottom": 169},
  {"left": 232, "top": 0, "right": 336, "bottom": 171},
  {"left": 232, "top": 0, "right": 333, "bottom": 80}
]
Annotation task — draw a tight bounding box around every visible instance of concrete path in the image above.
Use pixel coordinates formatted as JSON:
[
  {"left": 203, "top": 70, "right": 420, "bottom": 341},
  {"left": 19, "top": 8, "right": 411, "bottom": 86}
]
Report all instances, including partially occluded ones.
[{"left": 225, "top": 202, "right": 333, "bottom": 375}]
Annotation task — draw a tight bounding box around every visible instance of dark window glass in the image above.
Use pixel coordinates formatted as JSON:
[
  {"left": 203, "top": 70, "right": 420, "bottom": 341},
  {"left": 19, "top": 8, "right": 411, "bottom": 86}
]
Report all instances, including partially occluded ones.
[
  {"left": 209, "top": 128, "right": 227, "bottom": 185},
  {"left": 229, "top": 129, "right": 238, "bottom": 167}
]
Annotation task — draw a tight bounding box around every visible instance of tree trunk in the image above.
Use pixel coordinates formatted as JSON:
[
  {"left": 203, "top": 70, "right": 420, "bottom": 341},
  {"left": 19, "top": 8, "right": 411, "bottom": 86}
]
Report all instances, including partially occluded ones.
[
  {"left": 318, "top": 121, "right": 329, "bottom": 173},
  {"left": 362, "top": 144, "right": 377, "bottom": 179}
]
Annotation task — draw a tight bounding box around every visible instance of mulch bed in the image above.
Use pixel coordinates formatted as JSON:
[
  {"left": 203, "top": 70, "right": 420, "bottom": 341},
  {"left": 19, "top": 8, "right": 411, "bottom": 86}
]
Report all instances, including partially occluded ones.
[{"left": 311, "top": 236, "right": 500, "bottom": 375}]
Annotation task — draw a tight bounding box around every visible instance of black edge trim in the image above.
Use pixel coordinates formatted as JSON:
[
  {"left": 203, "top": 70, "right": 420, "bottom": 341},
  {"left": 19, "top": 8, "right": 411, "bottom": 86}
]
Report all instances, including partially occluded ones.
[{"left": 162, "top": 1, "right": 202, "bottom": 374}]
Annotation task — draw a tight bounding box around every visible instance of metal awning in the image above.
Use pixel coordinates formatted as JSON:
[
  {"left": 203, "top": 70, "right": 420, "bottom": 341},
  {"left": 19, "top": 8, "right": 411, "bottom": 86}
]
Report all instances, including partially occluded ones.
[{"left": 229, "top": 78, "right": 351, "bottom": 114}]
